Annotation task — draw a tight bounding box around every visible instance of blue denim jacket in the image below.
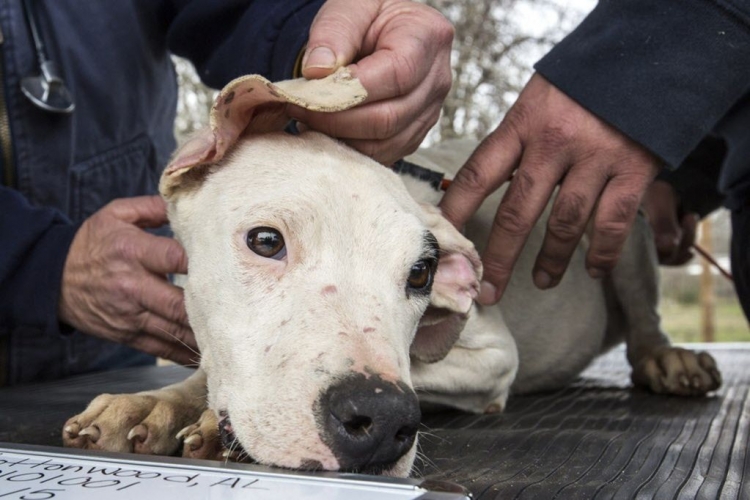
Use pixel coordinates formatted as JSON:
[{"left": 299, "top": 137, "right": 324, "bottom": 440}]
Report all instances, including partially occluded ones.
[{"left": 0, "top": 0, "right": 323, "bottom": 385}]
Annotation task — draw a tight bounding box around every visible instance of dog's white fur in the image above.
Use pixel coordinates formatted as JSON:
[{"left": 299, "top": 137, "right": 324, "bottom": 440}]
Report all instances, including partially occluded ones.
[{"left": 63, "top": 75, "right": 720, "bottom": 477}]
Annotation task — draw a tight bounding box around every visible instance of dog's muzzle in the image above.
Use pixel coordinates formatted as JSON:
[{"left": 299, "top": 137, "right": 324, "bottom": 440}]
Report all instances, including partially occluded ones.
[{"left": 316, "top": 373, "right": 421, "bottom": 473}]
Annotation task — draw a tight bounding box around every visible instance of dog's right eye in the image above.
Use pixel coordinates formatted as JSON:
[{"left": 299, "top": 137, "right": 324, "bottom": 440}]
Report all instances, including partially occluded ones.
[
  {"left": 246, "top": 227, "right": 287, "bottom": 260},
  {"left": 407, "top": 259, "right": 435, "bottom": 291}
]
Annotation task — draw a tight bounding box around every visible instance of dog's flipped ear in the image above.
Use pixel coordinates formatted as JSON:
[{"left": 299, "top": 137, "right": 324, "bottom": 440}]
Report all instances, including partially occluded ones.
[
  {"left": 410, "top": 205, "right": 482, "bottom": 364},
  {"left": 159, "top": 68, "right": 367, "bottom": 199}
]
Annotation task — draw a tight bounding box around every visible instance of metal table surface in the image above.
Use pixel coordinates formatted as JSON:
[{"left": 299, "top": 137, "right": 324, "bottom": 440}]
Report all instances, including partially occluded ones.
[{"left": 0, "top": 345, "right": 747, "bottom": 499}]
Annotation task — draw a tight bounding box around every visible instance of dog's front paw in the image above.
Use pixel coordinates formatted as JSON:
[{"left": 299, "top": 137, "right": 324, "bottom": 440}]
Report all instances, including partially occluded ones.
[
  {"left": 632, "top": 346, "right": 722, "bottom": 396},
  {"left": 63, "top": 392, "right": 203, "bottom": 455}
]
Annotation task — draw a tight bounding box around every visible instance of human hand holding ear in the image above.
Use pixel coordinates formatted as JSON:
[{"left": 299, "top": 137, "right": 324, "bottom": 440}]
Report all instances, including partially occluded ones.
[{"left": 287, "top": 0, "right": 454, "bottom": 166}]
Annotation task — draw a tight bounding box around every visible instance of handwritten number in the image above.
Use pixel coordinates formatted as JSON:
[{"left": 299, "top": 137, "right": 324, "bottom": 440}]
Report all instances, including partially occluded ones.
[
  {"left": 0, "top": 488, "right": 30, "bottom": 498},
  {"left": 21, "top": 490, "right": 63, "bottom": 500}
]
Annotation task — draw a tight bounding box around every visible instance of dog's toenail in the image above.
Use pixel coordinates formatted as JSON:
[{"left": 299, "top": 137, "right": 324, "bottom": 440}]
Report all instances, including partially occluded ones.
[
  {"left": 127, "top": 424, "right": 148, "bottom": 442},
  {"left": 484, "top": 403, "right": 502, "bottom": 414},
  {"left": 183, "top": 434, "right": 203, "bottom": 450},
  {"left": 175, "top": 427, "right": 192, "bottom": 440},
  {"left": 79, "top": 426, "right": 101, "bottom": 442}
]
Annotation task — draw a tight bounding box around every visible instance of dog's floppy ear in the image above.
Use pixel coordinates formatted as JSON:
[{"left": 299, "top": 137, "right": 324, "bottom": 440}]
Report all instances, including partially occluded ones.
[
  {"left": 410, "top": 206, "right": 482, "bottom": 363},
  {"left": 160, "top": 68, "right": 367, "bottom": 199}
]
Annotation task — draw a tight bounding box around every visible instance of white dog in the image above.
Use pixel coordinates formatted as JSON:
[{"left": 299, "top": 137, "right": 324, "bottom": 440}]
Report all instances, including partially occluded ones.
[{"left": 63, "top": 71, "right": 721, "bottom": 477}]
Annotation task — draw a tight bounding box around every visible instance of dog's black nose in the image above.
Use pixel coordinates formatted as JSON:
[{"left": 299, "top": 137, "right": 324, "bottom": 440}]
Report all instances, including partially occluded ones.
[{"left": 317, "top": 373, "right": 421, "bottom": 472}]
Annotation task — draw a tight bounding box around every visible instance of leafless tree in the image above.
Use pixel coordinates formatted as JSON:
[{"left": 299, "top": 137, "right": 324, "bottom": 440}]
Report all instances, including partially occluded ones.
[
  {"left": 423, "top": 0, "right": 590, "bottom": 142},
  {"left": 172, "top": 56, "right": 215, "bottom": 145}
]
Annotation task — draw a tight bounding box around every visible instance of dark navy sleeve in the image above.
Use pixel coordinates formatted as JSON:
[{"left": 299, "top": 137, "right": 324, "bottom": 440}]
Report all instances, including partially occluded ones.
[
  {"left": 158, "top": 0, "right": 326, "bottom": 88},
  {"left": 0, "top": 187, "right": 79, "bottom": 337},
  {"left": 656, "top": 136, "right": 727, "bottom": 218},
  {"left": 534, "top": 0, "right": 750, "bottom": 169}
]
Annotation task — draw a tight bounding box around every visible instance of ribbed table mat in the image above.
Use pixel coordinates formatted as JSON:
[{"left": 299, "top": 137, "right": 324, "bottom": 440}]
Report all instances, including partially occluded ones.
[{"left": 0, "top": 345, "right": 747, "bottom": 499}]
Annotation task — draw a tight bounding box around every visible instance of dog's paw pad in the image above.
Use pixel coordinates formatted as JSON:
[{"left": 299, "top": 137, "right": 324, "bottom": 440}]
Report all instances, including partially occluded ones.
[{"left": 632, "top": 346, "right": 722, "bottom": 396}]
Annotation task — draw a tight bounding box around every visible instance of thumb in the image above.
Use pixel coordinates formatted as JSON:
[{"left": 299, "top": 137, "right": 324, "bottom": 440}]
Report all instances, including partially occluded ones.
[
  {"left": 302, "top": 0, "right": 381, "bottom": 79},
  {"left": 105, "top": 196, "right": 169, "bottom": 229}
]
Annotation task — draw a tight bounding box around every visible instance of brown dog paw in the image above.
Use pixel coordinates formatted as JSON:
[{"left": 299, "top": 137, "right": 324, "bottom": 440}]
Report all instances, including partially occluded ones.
[
  {"left": 63, "top": 392, "right": 203, "bottom": 455},
  {"left": 632, "top": 346, "right": 722, "bottom": 396}
]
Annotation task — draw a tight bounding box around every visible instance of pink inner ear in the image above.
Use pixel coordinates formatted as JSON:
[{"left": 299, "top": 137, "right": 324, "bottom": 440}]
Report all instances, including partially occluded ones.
[
  {"left": 433, "top": 253, "right": 480, "bottom": 313},
  {"left": 164, "top": 128, "right": 218, "bottom": 176}
]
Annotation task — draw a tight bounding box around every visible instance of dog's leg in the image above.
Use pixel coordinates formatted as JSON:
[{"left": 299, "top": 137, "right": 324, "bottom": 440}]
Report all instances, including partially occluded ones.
[
  {"left": 607, "top": 214, "right": 721, "bottom": 395},
  {"left": 63, "top": 369, "right": 208, "bottom": 455},
  {"left": 411, "top": 305, "right": 519, "bottom": 414}
]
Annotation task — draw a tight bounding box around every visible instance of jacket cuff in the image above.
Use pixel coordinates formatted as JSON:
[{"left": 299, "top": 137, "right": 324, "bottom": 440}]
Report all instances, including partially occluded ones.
[
  {"left": 0, "top": 187, "right": 82, "bottom": 339},
  {"left": 20, "top": 223, "right": 80, "bottom": 338},
  {"left": 535, "top": 0, "right": 750, "bottom": 169},
  {"left": 656, "top": 136, "right": 727, "bottom": 217}
]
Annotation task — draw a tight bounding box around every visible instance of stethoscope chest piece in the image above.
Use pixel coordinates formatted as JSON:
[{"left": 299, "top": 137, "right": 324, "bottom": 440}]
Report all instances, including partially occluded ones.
[
  {"left": 21, "top": 60, "right": 74, "bottom": 114},
  {"left": 20, "top": 0, "right": 74, "bottom": 114}
]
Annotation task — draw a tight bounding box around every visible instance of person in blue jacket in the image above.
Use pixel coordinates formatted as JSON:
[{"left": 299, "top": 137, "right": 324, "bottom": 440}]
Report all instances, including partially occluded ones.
[
  {"left": 0, "top": 0, "right": 454, "bottom": 386},
  {"left": 439, "top": 0, "right": 750, "bottom": 323}
]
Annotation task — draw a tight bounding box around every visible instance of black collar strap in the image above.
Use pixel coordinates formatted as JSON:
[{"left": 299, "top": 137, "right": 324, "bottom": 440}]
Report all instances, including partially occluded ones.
[{"left": 391, "top": 159, "right": 449, "bottom": 191}]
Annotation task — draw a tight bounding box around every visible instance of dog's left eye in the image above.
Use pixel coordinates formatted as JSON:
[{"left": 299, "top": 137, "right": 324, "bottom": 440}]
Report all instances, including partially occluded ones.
[
  {"left": 407, "top": 259, "right": 434, "bottom": 290},
  {"left": 246, "top": 227, "right": 287, "bottom": 260}
]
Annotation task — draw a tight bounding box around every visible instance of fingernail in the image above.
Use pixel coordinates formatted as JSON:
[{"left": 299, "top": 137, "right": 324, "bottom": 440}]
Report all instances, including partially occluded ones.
[
  {"left": 588, "top": 267, "right": 606, "bottom": 279},
  {"left": 303, "top": 46, "right": 336, "bottom": 70},
  {"left": 478, "top": 281, "right": 498, "bottom": 305},
  {"left": 533, "top": 270, "right": 552, "bottom": 289}
]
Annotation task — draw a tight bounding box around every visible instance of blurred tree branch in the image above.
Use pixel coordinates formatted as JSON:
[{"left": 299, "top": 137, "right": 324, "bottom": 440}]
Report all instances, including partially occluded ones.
[
  {"left": 424, "top": 0, "right": 588, "bottom": 142},
  {"left": 172, "top": 56, "right": 215, "bottom": 145}
]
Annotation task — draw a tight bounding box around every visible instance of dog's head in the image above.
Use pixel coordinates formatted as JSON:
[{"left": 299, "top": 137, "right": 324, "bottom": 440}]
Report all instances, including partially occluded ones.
[{"left": 161, "top": 71, "right": 481, "bottom": 476}]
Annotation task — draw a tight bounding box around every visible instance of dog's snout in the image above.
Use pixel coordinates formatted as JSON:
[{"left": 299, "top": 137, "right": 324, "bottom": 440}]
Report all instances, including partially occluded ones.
[{"left": 317, "top": 373, "right": 420, "bottom": 472}]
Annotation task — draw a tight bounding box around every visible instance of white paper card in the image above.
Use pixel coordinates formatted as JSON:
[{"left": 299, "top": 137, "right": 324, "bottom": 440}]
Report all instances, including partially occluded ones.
[{"left": 0, "top": 447, "right": 461, "bottom": 500}]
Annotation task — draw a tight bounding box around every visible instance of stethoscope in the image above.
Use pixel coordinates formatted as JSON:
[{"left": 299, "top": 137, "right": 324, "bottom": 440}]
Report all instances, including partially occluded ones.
[{"left": 19, "top": 0, "right": 74, "bottom": 113}]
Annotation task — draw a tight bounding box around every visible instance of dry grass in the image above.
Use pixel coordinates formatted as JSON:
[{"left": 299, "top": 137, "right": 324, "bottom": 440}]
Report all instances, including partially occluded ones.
[{"left": 660, "top": 298, "right": 750, "bottom": 343}]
